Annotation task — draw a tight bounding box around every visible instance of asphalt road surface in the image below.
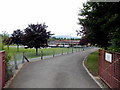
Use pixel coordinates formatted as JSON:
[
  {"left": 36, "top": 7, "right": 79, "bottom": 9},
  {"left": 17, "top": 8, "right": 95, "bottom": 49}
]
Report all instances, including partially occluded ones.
[{"left": 9, "top": 48, "right": 100, "bottom": 88}]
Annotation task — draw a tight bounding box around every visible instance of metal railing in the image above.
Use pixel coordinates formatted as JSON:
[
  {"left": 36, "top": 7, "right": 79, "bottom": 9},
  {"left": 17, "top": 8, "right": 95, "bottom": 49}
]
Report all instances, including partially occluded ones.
[
  {"left": 0, "top": 51, "right": 5, "bottom": 89},
  {"left": 98, "top": 49, "right": 120, "bottom": 89}
]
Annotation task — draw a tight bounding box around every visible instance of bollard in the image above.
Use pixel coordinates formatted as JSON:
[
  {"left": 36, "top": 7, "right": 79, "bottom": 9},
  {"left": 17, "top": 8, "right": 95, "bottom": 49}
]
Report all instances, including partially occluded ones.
[
  {"left": 72, "top": 48, "right": 73, "bottom": 53},
  {"left": 14, "top": 54, "right": 18, "bottom": 70}
]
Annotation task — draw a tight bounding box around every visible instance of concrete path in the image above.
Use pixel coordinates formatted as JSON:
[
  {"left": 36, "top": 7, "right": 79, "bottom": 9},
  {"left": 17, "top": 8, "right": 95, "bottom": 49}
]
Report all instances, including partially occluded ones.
[{"left": 9, "top": 48, "right": 100, "bottom": 88}]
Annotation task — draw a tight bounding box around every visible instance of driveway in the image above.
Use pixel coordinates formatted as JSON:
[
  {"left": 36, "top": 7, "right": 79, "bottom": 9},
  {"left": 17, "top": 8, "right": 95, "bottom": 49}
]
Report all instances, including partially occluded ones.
[{"left": 9, "top": 48, "right": 100, "bottom": 88}]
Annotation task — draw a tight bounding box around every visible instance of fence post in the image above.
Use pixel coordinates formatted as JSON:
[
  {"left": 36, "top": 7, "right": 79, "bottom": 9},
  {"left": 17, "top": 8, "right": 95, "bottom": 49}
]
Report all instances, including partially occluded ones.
[
  {"left": 22, "top": 52, "right": 25, "bottom": 63},
  {"left": 0, "top": 51, "right": 5, "bottom": 89},
  {"left": 67, "top": 48, "right": 69, "bottom": 54},
  {"left": 61, "top": 49, "right": 63, "bottom": 55},
  {"left": 14, "top": 54, "right": 18, "bottom": 70},
  {"left": 98, "top": 49, "right": 101, "bottom": 76},
  {"left": 83, "top": 48, "right": 84, "bottom": 51},
  {"left": 41, "top": 51, "right": 43, "bottom": 59},
  {"left": 53, "top": 50, "right": 55, "bottom": 57}
]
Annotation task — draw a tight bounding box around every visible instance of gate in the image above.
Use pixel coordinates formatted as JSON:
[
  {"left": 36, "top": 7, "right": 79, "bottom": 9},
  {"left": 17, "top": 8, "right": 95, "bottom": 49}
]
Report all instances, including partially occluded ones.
[
  {"left": 0, "top": 51, "right": 5, "bottom": 89},
  {"left": 98, "top": 49, "right": 120, "bottom": 89}
]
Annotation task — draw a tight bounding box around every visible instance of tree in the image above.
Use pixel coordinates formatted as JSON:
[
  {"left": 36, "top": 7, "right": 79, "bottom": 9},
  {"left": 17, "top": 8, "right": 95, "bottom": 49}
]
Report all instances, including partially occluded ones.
[
  {"left": 78, "top": 2, "right": 120, "bottom": 51},
  {"left": 23, "top": 23, "right": 52, "bottom": 55},
  {"left": 11, "top": 29, "right": 24, "bottom": 52},
  {"left": 3, "top": 37, "right": 12, "bottom": 50},
  {"left": 79, "top": 37, "right": 89, "bottom": 45},
  {"left": 48, "top": 37, "right": 56, "bottom": 41},
  {"left": 1, "top": 31, "right": 10, "bottom": 50},
  {"left": 64, "top": 38, "right": 66, "bottom": 40}
]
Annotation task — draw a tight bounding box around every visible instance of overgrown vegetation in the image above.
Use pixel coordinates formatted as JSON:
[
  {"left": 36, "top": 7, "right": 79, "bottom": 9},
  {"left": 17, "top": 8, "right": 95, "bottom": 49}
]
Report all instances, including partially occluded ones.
[
  {"left": 2, "top": 44, "right": 13, "bottom": 81},
  {"left": 5, "top": 50, "right": 13, "bottom": 81},
  {"left": 0, "top": 32, "right": 13, "bottom": 81},
  {"left": 85, "top": 51, "right": 98, "bottom": 76}
]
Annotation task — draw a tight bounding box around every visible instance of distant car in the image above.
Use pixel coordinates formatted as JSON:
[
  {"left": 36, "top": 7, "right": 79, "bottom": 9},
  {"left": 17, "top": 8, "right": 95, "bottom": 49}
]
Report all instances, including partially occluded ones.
[
  {"left": 49, "top": 45, "right": 57, "bottom": 47},
  {"left": 58, "top": 44, "right": 70, "bottom": 48},
  {"left": 74, "top": 45, "right": 82, "bottom": 48},
  {"left": 64, "top": 45, "right": 69, "bottom": 48},
  {"left": 58, "top": 45, "right": 64, "bottom": 47}
]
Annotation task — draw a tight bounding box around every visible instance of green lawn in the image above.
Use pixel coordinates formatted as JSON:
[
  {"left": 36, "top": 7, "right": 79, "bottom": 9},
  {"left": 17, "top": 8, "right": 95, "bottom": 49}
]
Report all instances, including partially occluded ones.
[
  {"left": 5, "top": 46, "right": 79, "bottom": 61},
  {"left": 84, "top": 51, "right": 98, "bottom": 76}
]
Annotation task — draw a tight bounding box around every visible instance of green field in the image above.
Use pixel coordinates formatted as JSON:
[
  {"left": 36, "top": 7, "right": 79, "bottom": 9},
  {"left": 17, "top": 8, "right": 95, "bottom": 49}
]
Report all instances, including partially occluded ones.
[
  {"left": 5, "top": 46, "right": 80, "bottom": 61},
  {"left": 84, "top": 51, "right": 98, "bottom": 76}
]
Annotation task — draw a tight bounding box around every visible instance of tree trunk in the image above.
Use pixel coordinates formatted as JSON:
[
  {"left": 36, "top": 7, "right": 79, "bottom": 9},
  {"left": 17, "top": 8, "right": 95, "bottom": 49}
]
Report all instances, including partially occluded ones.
[
  {"left": 17, "top": 45, "right": 19, "bottom": 52},
  {"left": 36, "top": 48, "right": 38, "bottom": 56}
]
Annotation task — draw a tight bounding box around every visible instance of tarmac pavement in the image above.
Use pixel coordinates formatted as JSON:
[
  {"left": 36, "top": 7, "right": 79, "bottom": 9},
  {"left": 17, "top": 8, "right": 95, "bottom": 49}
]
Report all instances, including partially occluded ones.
[{"left": 9, "top": 48, "right": 100, "bottom": 88}]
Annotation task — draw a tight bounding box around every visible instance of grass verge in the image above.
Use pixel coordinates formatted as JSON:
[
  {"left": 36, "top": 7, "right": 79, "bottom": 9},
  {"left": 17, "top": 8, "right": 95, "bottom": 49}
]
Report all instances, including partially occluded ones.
[
  {"left": 4, "top": 46, "right": 79, "bottom": 61},
  {"left": 84, "top": 50, "right": 98, "bottom": 76}
]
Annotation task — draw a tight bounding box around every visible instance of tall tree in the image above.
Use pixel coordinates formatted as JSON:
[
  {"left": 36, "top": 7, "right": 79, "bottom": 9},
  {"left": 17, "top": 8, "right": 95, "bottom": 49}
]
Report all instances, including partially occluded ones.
[
  {"left": 23, "top": 23, "right": 52, "bottom": 55},
  {"left": 78, "top": 2, "right": 120, "bottom": 51},
  {"left": 11, "top": 29, "right": 24, "bottom": 52},
  {"left": 79, "top": 37, "right": 89, "bottom": 45}
]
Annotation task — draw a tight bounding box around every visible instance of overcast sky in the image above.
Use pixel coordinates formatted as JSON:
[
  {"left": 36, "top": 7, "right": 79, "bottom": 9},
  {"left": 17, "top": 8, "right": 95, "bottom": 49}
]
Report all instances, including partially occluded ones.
[{"left": 0, "top": 0, "right": 87, "bottom": 37}]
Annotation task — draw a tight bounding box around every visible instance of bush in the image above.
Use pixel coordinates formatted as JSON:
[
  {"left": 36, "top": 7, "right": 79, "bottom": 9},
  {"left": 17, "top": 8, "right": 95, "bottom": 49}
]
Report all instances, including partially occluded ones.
[
  {"left": 107, "top": 45, "right": 120, "bottom": 52},
  {"left": 3, "top": 46, "right": 13, "bottom": 81}
]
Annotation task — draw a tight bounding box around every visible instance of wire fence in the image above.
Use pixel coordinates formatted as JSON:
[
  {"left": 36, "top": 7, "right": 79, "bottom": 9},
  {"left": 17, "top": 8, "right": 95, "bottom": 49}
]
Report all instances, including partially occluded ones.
[
  {"left": 6, "top": 47, "right": 93, "bottom": 82},
  {"left": 98, "top": 49, "right": 120, "bottom": 89}
]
